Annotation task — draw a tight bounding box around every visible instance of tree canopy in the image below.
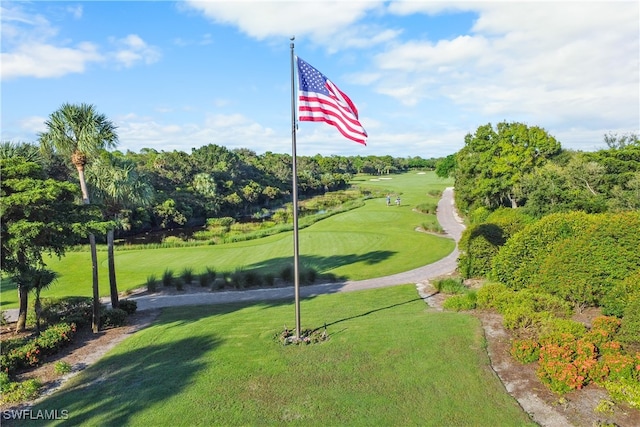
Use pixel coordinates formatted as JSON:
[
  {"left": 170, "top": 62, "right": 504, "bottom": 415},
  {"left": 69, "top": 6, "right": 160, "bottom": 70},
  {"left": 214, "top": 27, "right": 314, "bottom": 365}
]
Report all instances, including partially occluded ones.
[{"left": 454, "top": 122, "right": 561, "bottom": 212}]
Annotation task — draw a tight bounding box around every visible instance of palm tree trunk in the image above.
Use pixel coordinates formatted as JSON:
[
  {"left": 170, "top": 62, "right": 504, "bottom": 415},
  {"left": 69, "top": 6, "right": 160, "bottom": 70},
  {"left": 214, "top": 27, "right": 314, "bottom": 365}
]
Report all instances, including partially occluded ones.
[
  {"left": 35, "top": 289, "right": 42, "bottom": 335},
  {"left": 78, "top": 166, "right": 91, "bottom": 204},
  {"left": 78, "top": 165, "right": 101, "bottom": 333},
  {"left": 89, "top": 233, "right": 101, "bottom": 333},
  {"left": 107, "top": 228, "right": 119, "bottom": 309},
  {"left": 16, "top": 285, "right": 28, "bottom": 332}
]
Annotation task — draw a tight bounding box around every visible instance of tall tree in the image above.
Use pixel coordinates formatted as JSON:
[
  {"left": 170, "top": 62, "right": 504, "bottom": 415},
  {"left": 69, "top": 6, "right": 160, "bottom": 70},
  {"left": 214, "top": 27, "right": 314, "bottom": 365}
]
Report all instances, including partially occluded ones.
[
  {"left": 86, "top": 153, "right": 154, "bottom": 309},
  {"left": 454, "top": 122, "right": 561, "bottom": 212},
  {"left": 39, "top": 103, "right": 118, "bottom": 333},
  {"left": 1, "top": 156, "right": 100, "bottom": 331}
]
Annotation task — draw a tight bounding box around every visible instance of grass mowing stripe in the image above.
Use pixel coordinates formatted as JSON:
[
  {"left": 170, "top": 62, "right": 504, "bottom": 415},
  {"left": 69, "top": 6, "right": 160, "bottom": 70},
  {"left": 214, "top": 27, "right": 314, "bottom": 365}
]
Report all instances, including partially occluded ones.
[
  {"left": 33, "top": 286, "right": 535, "bottom": 426},
  {"left": 0, "top": 172, "right": 455, "bottom": 308}
]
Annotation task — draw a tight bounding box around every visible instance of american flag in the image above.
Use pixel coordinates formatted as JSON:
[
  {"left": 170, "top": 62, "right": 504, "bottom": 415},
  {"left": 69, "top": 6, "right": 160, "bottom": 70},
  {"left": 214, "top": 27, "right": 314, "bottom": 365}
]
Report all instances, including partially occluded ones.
[{"left": 297, "top": 57, "right": 368, "bottom": 145}]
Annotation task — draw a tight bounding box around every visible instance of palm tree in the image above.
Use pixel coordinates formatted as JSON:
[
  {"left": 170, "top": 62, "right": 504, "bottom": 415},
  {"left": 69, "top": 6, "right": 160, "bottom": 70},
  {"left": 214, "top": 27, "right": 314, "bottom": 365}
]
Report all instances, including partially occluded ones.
[
  {"left": 87, "top": 154, "right": 153, "bottom": 309},
  {"left": 31, "top": 268, "right": 58, "bottom": 334},
  {"left": 39, "top": 103, "right": 118, "bottom": 333}
]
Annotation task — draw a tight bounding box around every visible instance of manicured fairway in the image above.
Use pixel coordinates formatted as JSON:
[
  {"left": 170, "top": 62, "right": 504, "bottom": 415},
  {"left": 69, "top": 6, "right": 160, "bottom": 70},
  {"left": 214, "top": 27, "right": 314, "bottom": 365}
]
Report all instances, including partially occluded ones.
[
  {"left": 30, "top": 285, "right": 535, "bottom": 426},
  {"left": 0, "top": 172, "right": 454, "bottom": 308}
]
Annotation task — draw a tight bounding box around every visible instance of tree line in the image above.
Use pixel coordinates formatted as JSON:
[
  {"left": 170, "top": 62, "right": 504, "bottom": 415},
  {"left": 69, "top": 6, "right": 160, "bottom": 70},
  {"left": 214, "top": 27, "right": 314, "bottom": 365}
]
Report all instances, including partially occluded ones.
[
  {"left": 436, "top": 121, "right": 640, "bottom": 217},
  {"left": 1, "top": 103, "right": 439, "bottom": 332}
]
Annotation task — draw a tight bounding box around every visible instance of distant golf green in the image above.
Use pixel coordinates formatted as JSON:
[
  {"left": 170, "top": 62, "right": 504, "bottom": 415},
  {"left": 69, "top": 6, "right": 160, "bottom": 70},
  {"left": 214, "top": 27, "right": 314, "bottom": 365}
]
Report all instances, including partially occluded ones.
[
  {"left": 31, "top": 285, "right": 535, "bottom": 426},
  {"left": 0, "top": 172, "right": 454, "bottom": 308}
]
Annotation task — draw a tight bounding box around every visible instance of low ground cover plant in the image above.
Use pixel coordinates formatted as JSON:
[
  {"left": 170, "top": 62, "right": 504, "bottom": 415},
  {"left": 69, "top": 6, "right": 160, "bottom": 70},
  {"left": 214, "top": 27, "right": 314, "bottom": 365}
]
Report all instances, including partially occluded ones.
[
  {"left": 1, "top": 322, "right": 77, "bottom": 375},
  {"left": 475, "top": 279, "right": 640, "bottom": 408},
  {"left": 434, "top": 277, "right": 478, "bottom": 312},
  {"left": 507, "top": 310, "right": 640, "bottom": 406},
  {"left": 0, "top": 296, "right": 139, "bottom": 405}
]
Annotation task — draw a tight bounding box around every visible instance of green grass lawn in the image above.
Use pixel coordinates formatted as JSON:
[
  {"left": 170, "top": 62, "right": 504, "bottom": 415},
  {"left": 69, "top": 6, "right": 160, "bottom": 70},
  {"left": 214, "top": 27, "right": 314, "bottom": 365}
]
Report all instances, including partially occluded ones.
[
  {"left": 1, "top": 172, "right": 455, "bottom": 309},
  {"left": 30, "top": 285, "right": 535, "bottom": 426}
]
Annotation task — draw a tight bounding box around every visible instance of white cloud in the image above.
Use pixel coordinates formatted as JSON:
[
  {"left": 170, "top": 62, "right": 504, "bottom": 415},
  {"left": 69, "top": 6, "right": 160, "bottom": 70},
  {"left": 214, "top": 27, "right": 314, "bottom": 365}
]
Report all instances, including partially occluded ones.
[
  {"left": 115, "top": 112, "right": 286, "bottom": 154},
  {"left": 1, "top": 42, "right": 103, "bottom": 79},
  {"left": 183, "top": 1, "right": 384, "bottom": 43},
  {"left": 67, "top": 5, "right": 83, "bottom": 20},
  {"left": 377, "top": 2, "right": 639, "bottom": 137},
  {"left": 1, "top": 4, "right": 161, "bottom": 80},
  {"left": 110, "top": 34, "right": 161, "bottom": 68},
  {"left": 0, "top": 3, "right": 103, "bottom": 80}
]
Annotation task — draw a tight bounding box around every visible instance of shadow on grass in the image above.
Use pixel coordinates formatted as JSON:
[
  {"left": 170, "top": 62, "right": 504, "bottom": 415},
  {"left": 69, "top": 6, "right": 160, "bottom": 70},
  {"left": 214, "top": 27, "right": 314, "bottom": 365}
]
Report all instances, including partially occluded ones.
[
  {"left": 314, "top": 298, "right": 423, "bottom": 332},
  {"left": 26, "top": 334, "right": 220, "bottom": 427},
  {"left": 242, "top": 250, "right": 397, "bottom": 276}
]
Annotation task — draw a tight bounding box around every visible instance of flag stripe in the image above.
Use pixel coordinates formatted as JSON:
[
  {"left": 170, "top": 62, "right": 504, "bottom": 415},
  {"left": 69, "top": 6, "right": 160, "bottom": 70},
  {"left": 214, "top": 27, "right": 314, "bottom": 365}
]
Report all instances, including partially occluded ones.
[
  {"left": 296, "top": 57, "right": 367, "bottom": 145},
  {"left": 299, "top": 91, "right": 365, "bottom": 135}
]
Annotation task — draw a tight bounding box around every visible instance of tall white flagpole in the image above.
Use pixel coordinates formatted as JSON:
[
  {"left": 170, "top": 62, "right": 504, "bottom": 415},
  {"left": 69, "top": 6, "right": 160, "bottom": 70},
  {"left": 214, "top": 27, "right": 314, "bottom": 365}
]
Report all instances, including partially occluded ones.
[{"left": 290, "top": 36, "right": 301, "bottom": 340}]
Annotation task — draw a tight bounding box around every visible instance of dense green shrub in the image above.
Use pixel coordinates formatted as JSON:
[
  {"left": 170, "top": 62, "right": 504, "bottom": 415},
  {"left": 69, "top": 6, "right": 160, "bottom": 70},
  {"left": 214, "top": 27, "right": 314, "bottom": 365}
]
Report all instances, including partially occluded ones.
[
  {"left": 468, "top": 206, "right": 491, "bottom": 225},
  {"left": 493, "top": 289, "right": 572, "bottom": 319},
  {"left": 458, "top": 223, "right": 505, "bottom": 279},
  {"left": 38, "top": 297, "right": 92, "bottom": 328},
  {"left": 538, "top": 318, "right": 587, "bottom": 339},
  {"left": 162, "top": 269, "right": 174, "bottom": 287},
  {"left": 180, "top": 267, "right": 194, "bottom": 285},
  {"left": 491, "top": 211, "right": 594, "bottom": 289},
  {"left": 475, "top": 282, "right": 510, "bottom": 309},
  {"left": 415, "top": 202, "right": 437, "bottom": 214},
  {"left": 37, "top": 323, "right": 77, "bottom": 355},
  {"left": 603, "top": 378, "right": 640, "bottom": 409},
  {"left": 618, "top": 298, "right": 640, "bottom": 346},
  {"left": 1, "top": 336, "right": 29, "bottom": 355},
  {"left": 433, "top": 277, "right": 466, "bottom": 294},
  {"left": 491, "top": 211, "right": 640, "bottom": 314},
  {"left": 502, "top": 306, "right": 553, "bottom": 331},
  {"left": 510, "top": 339, "right": 540, "bottom": 364},
  {"left": 100, "top": 309, "right": 127, "bottom": 328},
  {"left": 118, "top": 299, "right": 137, "bottom": 315},
  {"left": 0, "top": 372, "right": 41, "bottom": 403},
  {"left": 442, "top": 293, "right": 477, "bottom": 311},
  {"left": 0, "top": 323, "right": 76, "bottom": 375},
  {"left": 146, "top": 274, "right": 157, "bottom": 292},
  {"left": 534, "top": 212, "right": 640, "bottom": 311},
  {"left": 458, "top": 208, "right": 533, "bottom": 279},
  {"left": 600, "top": 270, "right": 640, "bottom": 317}
]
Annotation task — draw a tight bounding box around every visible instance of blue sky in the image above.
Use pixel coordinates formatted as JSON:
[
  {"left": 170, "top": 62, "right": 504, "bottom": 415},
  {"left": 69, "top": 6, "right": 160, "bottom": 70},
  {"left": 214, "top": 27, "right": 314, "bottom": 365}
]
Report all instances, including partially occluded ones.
[{"left": 1, "top": 1, "right": 638, "bottom": 158}]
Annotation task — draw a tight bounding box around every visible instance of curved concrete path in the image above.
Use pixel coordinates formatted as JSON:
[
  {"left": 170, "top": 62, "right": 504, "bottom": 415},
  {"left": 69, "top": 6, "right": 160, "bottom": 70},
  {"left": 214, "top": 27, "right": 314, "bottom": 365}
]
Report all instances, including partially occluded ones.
[
  {"left": 128, "top": 187, "right": 465, "bottom": 311},
  {"left": 3, "top": 188, "right": 465, "bottom": 320}
]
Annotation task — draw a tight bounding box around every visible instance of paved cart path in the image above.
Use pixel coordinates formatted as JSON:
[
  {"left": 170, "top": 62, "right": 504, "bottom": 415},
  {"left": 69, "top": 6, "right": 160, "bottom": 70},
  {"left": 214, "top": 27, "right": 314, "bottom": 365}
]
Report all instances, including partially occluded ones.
[
  {"left": 3, "top": 188, "right": 465, "bottom": 320},
  {"left": 127, "top": 187, "right": 465, "bottom": 311}
]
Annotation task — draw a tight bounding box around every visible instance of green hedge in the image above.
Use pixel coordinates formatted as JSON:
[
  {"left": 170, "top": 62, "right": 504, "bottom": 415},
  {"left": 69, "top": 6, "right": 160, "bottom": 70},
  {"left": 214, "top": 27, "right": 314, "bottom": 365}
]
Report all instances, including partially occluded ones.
[
  {"left": 492, "top": 211, "right": 640, "bottom": 313},
  {"left": 534, "top": 212, "right": 640, "bottom": 311},
  {"left": 491, "top": 211, "right": 594, "bottom": 289},
  {"left": 458, "top": 208, "right": 533, "bottom": 278}
]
